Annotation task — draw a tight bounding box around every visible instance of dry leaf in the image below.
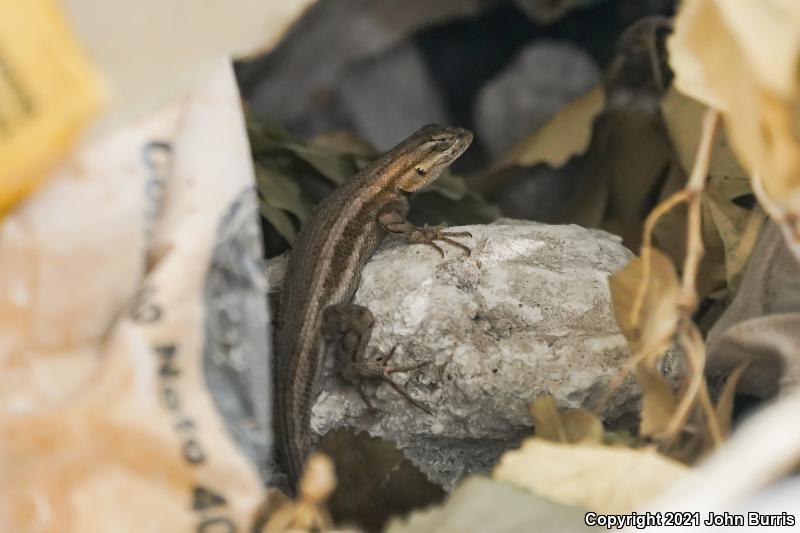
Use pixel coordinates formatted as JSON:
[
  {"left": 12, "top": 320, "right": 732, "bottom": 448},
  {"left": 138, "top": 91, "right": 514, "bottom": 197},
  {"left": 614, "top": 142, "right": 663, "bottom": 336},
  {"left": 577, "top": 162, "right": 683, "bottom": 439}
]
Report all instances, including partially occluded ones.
[
  {"left": 609, "top": 249, "right": 687, "bottom": 440},
  {"left": 661, "top": 87, "right": 749, "bottom": 186},
  {"left": 529, "top": 396, "right": 603, "bottom": 444},
  {"left": 669, "top": 0, "right": 800, "bottom": 251},
  {"left": 645, "top": 388, "right": 800, "bottom": 511},
  {"left": 636, "top": 364, "right": 677, "bottom": 438},
  {"left": 702, "top": 189, "right": 766, "bottom": 290},
  {"left": 661, "top": 86, "right": 767, "bottom": 290},
  {"left": 493, "top": 439, "right": 687, "bottom": 513},
  {"left": 496, "top": 85, "right": 605, "bottom": 169},
  {"left": 608, "top": 248, "right": 680, "bottom": 357},
  {"left": 386, "top": 476, "right": 587, "bottom": 533}
]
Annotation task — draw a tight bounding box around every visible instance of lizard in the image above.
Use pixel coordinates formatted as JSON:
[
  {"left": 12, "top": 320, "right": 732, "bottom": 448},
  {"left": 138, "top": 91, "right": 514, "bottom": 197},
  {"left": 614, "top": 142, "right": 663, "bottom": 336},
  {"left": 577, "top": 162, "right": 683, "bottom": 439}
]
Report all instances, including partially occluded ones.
[{"left": 274, "top": 123, "right": 474, "bottom": 488}]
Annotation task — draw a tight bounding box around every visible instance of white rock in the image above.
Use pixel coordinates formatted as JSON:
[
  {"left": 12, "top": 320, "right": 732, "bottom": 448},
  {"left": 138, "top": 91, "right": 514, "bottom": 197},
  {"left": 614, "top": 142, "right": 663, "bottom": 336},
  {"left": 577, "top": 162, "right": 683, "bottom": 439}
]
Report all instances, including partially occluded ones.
[{"left": 268, "top": 220, "right": 637, "bottom": 488}]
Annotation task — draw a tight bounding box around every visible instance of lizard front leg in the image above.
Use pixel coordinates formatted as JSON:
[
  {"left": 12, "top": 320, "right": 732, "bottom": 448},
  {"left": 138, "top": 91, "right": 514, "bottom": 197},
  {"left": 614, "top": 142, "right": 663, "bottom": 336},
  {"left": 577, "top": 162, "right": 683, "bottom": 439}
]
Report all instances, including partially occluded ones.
[
  {"left": 377, "top": 196, "right": 472, "bottom": 256},
  {"left": 320, "top": 303, "right": 431, "bottom": 414}
]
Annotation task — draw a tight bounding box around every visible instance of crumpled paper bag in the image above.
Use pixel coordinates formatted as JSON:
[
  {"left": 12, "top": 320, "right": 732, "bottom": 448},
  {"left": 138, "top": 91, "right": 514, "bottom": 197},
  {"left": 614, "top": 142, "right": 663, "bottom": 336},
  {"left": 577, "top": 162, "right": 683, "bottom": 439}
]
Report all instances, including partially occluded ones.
[{"left": 0, "top": 60, "right": 269, "bottom": 533}]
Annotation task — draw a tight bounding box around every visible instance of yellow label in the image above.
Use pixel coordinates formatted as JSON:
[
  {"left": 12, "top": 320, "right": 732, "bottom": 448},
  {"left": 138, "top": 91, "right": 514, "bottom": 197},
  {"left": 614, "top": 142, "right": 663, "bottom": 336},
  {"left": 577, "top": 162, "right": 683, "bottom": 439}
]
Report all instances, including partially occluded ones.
[{"left": 0, "top": 0, "right": 105, "bottom": 216}]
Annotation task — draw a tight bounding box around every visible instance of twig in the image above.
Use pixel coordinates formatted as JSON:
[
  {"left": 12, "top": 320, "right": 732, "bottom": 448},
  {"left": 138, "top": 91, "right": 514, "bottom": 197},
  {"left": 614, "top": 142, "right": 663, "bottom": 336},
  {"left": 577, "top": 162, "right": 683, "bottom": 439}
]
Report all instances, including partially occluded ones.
[
  {"left": 630, "top": 189, "right": 690, "bottom": 326},
  {"left": 627, "top": 109, "right": 722, "bottom": 449}
]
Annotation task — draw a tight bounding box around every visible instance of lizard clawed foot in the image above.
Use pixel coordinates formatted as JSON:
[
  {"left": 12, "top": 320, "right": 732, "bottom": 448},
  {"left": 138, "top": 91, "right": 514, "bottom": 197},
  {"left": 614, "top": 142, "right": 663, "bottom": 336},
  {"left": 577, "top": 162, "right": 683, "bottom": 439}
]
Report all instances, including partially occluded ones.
[
  {"left": 408, "top": 223, "right": 472, "bottom": 257},
  {"left": 379, "top": 374, "right": 433, "bottom": 415},
  {"left": 322, "top": 303, "right": 434, "bottom": 416},
  {"left": 360, "top": 346, "right": 433, "bottom": 415}
]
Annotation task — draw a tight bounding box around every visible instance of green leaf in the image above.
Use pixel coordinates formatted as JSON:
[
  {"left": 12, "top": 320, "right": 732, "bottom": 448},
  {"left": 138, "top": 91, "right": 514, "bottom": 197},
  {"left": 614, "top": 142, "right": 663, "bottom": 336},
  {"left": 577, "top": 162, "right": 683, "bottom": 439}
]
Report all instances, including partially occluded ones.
[
  {"left": 255, "top": 163, "right": 313, "bottom": 221},
  {"left": 259, "top": 200, "right": 297, "bottom": 243},
  {"left": 281, "top": 142, "right": 359, "bottom": 184}
]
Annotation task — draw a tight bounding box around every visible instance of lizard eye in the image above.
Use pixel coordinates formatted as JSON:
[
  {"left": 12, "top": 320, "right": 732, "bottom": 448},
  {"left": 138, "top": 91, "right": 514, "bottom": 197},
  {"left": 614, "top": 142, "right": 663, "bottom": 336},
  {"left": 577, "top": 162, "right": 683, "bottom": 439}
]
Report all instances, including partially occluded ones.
[{"left": 415, "top": 167, "right": 427, "bottom": 176}]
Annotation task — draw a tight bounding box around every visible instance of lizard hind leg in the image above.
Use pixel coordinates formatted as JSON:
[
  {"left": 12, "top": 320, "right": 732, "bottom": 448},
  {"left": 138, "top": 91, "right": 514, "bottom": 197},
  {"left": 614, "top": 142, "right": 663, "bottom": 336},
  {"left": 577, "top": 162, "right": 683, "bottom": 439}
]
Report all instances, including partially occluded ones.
[{"left": 320, "top": 303, "right": 432, "bottom": 414}]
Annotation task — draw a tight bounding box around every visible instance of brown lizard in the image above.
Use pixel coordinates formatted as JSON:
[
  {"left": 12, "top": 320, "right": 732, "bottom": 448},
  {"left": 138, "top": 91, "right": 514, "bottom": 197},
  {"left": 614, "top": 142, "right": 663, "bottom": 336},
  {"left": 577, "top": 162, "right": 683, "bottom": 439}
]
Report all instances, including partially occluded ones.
[{"left": 274, "top": 124, "right": 473, "bottom": 488}]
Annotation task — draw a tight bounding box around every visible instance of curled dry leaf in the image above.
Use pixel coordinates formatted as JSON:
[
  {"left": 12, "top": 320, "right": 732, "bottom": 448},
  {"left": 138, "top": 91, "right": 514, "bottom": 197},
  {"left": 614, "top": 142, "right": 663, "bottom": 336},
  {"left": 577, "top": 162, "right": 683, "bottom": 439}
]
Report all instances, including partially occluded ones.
[
  {"left": 495, "top": 85, "right": 605, "bottom": 169},
  {"left": 660, "top": 87, "right": 748, "bottom": 188},
  {"left": 635, "top": 364, "right": 677, "bottom": 439},
  {"left": 608, "top": 249, "right": 683, "bottom": 439},
  {"left": 493, "top": 439, "right": 688, "bottom": 514},
  {"left": 529, "top": 395, "right": 604, "bottom": 444},
  {"left": 703, "top": 189, "right": 766, "bottom": 291},
  {"left": 669, "top": 0, "right": 800, "bottom": 255},
  {"left": 609, "top": 248, "right": 680, "bottom": 358}
]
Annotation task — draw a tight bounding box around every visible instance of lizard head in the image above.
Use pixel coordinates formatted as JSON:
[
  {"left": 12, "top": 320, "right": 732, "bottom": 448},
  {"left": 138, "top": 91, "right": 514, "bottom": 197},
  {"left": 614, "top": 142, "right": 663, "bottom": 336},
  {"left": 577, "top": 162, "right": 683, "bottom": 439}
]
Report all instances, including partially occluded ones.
[{"left": 392, "top": 124, "right": 473, "bottom": 193}]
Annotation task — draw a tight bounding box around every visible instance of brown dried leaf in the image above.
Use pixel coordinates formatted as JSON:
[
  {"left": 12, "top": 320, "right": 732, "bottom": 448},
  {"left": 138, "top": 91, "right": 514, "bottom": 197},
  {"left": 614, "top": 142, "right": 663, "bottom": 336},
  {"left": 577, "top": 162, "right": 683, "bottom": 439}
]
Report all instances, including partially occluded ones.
[
  {"left": 661, "top": 86, "right": 767, "bottom": 290},
  {"left": 703, "top": 190, "right": 767, "bottom": 290},
  {"left": 669, "top": 0, "right": 800, "bottom": 252},
  {"left": 529, "top": 395, "right": 565, "bottom": 442},
  {"left": 529, "top": 396, "right": 604, "bottom": 444},
  {"left": 560, "top": 410, "right": 604, "bottom": 445},
  {"left": 608, "top": 248, "right": 680, "bottom": 357},
  {"left": 496, "top": 85, "right": 605, "bottom": 169},
  {"left": 636, "top": 364, "right": 677, "bottom": 438},
  {"left": 493, "top": 439, "right": 688, "bottom": 513},
  {"left": 661, "top": 87, "right": 749, "bottom": 187}
]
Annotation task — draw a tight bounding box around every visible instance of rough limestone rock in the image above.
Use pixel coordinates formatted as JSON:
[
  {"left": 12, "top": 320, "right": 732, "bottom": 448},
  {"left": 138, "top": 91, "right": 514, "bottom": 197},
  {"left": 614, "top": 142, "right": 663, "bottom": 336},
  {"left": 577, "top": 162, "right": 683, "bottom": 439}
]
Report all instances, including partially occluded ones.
[{"left": 267, "top": 220, "right": 637, "bottom": 488}]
